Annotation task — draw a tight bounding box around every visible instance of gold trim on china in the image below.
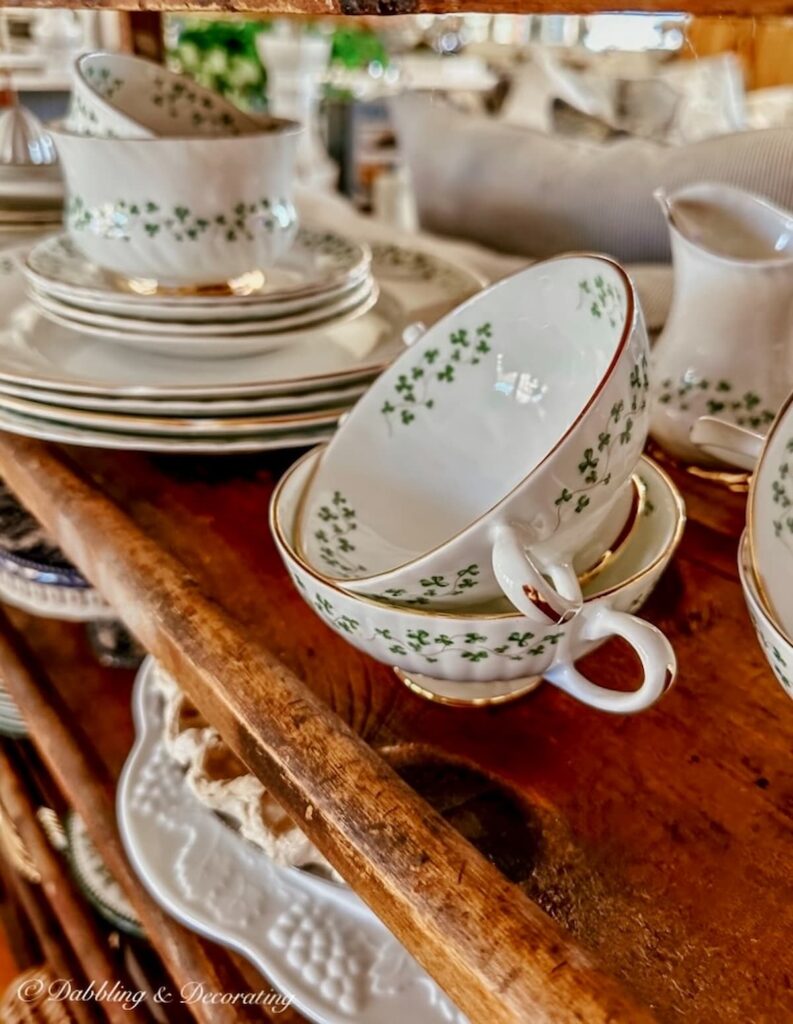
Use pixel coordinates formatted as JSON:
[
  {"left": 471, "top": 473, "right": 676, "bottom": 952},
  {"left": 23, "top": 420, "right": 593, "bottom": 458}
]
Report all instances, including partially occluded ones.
[{"left": 270, "top": 448, "right": 686, "bottom": 623}]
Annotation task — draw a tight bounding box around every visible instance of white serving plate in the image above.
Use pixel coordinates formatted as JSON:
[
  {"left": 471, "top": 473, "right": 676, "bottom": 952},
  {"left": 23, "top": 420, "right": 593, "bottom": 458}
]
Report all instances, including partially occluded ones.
[
  {"left": 0, "top": 245, "right": 483, "bottom": 399},
  {"left": 31, "top": 285, "right": 380, "bottom": 360},
  {"left": 118, "top": 658, "right": 467, "bottom": 1024},
  {"left": 24, "top": 229, "right": 371, "bottom": 309}
]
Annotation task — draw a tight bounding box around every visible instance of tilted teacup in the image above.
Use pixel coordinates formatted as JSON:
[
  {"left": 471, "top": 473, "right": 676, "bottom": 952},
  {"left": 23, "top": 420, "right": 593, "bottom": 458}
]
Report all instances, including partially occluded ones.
[
  {"left": 67, "top": 51, "right": 264, "bottom": 139},
  {"left": 297, "top": 255, "right": 650, "bottom": 622},
  {"left": 272, "top": 448, "right": 682, "bottom": 713},
  {"left": 49, "top": 123, "right": 301, "bottom": 288}
]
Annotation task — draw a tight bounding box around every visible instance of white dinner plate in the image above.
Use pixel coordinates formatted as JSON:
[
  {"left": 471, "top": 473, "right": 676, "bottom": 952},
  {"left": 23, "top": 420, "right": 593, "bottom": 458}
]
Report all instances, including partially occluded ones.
[
  {"left": 0, "top": 391, "right": 348, "bottom": 437},
  {"left": 0, "top": 243, "right": 483, "bottom": 398},
  {"left": 0, "top": 404, "right": 336, "bottom": 452},
  {"left": 118, "top": 658, "right": 467, "bottom": 1024},
  {"left": 0, "top": 378, "right": 371, "bottom": 416},
  {"left": 24, "top": 228, "right": 371, "bottom": 309}
]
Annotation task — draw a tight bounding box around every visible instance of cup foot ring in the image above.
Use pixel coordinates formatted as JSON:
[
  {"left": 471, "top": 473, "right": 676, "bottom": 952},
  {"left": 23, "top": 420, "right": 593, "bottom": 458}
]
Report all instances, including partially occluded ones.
[{"left": 393, "top": 668, "right": 543, "bottom": 707}]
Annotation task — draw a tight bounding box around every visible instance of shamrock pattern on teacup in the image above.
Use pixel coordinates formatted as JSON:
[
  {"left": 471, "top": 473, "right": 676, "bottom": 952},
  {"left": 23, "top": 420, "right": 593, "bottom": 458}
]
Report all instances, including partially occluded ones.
[
  {"left": 771, "top": 437, "right": 793, "bottom": 557},
  {"left": 553, "top": 353, "right": 649, "bottom": 521},
  {"left": 300, "top": 583, "right": 564, "bottom": 667},
  {"left": 66, "top": 196, "right": 292, "bottom": 245}
]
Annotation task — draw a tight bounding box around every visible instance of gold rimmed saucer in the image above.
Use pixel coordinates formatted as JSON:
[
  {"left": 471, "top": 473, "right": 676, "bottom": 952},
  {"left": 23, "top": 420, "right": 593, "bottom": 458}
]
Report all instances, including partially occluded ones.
[{"left": 394, "top": 667, "right": 543, "bottom": 707}]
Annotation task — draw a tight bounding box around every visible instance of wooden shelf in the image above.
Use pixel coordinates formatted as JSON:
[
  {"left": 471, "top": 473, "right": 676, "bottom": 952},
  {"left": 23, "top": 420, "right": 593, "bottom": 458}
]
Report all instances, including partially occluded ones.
[
  {"left": 0, "top": 435, "right": 787, "bottom": 1023},
  {"left": 12, "top": 1, "right": 793, "bottom": 16}
]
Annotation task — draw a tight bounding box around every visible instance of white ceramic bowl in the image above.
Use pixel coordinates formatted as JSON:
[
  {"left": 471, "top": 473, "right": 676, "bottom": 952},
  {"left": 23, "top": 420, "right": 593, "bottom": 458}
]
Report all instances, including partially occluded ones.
[
  {"left": 68, "top": 51, "right": 263, "bottom": 139},
  {"left": 50, "top": 124, "right": 300, "bottom": 287},
  {"left": 738, "top": 530, "right": 793, "bottom": 701},
  {"left": 297, "top": 255, "right": 650, "bottom": 622},
  {"left": 272, "top": 448, "right": 682, "bottom": 712}
]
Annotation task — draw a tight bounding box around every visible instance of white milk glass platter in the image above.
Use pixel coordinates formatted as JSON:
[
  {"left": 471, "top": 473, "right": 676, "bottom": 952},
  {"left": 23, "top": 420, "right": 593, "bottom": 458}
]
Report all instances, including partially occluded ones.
[
  {"left": 28, "top": 287, "right": 380, "bottom": 360},
  {"left": 118, "top": 658, "right": 467, "bottom": 1024},
  {"left": 0, "top": 392, "right": 347, "bottom": 437},
  {"left": 0, "top": 407, "right": 335, "bottom": 453},
  {"left": 23, "top": 229, "right": 371, "bottom": 310},
  {"left": 29, "top": 276, "right": 376, "bottom": 334},
  {"left": 0, "top": 247, "right": 483, "bottom": 399}
]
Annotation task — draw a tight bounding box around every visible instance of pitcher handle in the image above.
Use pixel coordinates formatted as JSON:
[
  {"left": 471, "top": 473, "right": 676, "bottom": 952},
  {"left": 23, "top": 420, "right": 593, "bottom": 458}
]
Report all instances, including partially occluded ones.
[{"left": 690, "top": 415, "right": 764, "bottom": 471}]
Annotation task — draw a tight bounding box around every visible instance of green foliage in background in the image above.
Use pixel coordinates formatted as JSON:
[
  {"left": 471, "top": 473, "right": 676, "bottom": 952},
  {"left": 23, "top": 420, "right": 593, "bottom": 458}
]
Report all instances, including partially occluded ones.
[{"left": 166, "top": 18, "right": 389, "bottom": 113}]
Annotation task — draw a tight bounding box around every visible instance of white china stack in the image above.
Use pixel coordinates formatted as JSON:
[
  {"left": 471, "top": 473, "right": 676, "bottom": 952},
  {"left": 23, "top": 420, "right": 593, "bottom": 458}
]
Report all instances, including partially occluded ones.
[
  {"left": 271, "top": 257, "right": 687, "bottom": 712},
  {"left": 0, "top": 101, "right": 63, "bottom": 238},
  {"left": 0, "top": 52, "right": 483, "bottom": 453}
]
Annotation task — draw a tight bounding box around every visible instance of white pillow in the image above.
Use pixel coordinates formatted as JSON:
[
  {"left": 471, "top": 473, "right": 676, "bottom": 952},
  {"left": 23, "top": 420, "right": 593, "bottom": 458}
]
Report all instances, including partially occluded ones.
[{"left": 393, "top": 93, "right": 793, "bottom": 263}]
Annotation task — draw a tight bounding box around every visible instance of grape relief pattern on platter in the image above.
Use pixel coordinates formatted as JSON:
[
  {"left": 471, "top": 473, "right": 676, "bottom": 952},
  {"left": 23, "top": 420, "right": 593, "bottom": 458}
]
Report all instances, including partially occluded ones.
[
  {"left": 553, "top": 353, "right": 649, "bottom": 523},
  {"left": 657, "top": 375, "right": 775, "bottom": 430},
  {"left": 127, "top": 667, "right": 469, "bottom": 1024},
  {"left": 770, "top": 437, "right": 793, "bottom": 557}
]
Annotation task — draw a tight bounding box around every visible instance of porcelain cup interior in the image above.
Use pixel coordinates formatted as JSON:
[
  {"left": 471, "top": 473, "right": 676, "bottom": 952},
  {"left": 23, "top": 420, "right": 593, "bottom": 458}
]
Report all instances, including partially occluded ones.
[
  {"left": 748, "top": 390, "right": 793, "bottom": 644},
  {"left": 272, "top": 446, "right": 683, "bottom": 712},
  {"left": 297, "top": 255, "right": 649, "bottom": 619},
  {"left": 69, "top": 51, "right": 264, "bottom": 139},
  {"left": 49, "top": 123, "right": 301, "bottom": 287},
  {"left": 738, "top": 530, "right": 793, "bottom": 701}
]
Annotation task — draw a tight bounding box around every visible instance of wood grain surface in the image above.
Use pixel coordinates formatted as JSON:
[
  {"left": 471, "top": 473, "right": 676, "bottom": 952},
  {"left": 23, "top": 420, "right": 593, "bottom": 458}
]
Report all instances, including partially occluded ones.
[{"left": 0, "top": 434, "right": 788, "bottom": 1023}]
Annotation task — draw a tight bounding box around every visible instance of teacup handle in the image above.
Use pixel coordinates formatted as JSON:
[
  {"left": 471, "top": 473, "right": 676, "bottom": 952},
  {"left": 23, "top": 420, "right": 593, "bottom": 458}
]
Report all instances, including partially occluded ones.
[
  {"left": 545, "top": 603, "right": 676, "bottom": 714},
  {"left": 689, "top": 416, "right": 764, "bottom": 471},
  {"left": 491, "top": 523, "right": 582, "bottom": 625}
]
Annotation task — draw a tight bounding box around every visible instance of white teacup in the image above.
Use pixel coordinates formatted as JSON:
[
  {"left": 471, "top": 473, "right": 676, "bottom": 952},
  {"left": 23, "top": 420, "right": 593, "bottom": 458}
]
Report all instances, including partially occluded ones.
[
  {"left": 297, "top": 256, "right": 650, "bottom": 623},
  {"left": 50, "top": 123, "right": 301, "bottom": 288},
  {"left": 68, "top": 51, "right": 264, "bottom": 139},
  {"left": 273, "top": 448, "right": 682, "bottom": 713}
]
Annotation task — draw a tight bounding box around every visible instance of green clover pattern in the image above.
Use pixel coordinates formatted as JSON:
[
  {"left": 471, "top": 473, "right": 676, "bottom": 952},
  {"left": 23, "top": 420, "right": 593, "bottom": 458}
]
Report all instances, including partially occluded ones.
[{"left": 657, "top": 376, "right": 775, "bottom": 431}]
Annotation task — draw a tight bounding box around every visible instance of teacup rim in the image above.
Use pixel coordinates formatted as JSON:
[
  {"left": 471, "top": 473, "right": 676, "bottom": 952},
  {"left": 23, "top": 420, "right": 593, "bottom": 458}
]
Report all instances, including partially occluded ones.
[
  {"left": 738, "top": 529, "right": 793, "bottom": 650},
  {"left": 296, "top": 252, "right": 639, "bottom": 586},
  {"left": 746, "top": 387, "right": 793, "bottom": 647},
  {"left": 271, "top": 447, "right": 686, "bottom": 622}
]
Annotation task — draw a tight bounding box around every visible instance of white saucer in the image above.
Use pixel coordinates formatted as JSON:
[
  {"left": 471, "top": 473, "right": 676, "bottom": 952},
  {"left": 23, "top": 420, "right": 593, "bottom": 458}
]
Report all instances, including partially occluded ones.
[
  {"left": 24, "top": 229, "right": 371, "bottom": 309},
  {"left": 118, "top": 658, "right": 467, "bottom": 1024},
  {"left": 29, "top": 285, "right": 380, "bottom": 360}
]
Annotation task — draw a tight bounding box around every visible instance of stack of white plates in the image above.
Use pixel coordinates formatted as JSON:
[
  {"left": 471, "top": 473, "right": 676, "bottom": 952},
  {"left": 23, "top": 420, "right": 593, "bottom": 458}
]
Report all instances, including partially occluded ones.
[
  {"left": 24, "top": 229, "right": 380, "bottom": 359},
  {"left": 0, "top": 163, "right": 62, "bottom": 236},
  {"left": 0, "top": 237, "right": 484, "bottom": 453}
]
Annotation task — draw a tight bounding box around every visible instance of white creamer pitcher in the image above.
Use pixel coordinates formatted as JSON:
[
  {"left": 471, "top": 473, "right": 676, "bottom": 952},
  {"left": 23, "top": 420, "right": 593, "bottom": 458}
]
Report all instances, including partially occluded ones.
[{"left": 650, "top": 182, "right": 793, "bottom": 466}]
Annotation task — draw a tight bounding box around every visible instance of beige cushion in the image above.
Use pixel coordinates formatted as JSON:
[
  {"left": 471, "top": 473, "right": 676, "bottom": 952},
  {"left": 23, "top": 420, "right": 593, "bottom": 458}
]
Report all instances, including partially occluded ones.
[{"left": 393, "top": 93, "right": 793, "bottom": 263}]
